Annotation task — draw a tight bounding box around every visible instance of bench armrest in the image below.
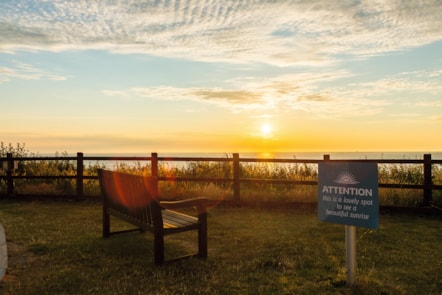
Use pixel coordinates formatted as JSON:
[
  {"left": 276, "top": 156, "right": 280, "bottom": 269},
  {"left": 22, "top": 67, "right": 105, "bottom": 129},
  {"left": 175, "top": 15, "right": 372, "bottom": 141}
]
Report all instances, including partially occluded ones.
[{"left": 160, "top": 197, "right": 208, "bottom": 213}]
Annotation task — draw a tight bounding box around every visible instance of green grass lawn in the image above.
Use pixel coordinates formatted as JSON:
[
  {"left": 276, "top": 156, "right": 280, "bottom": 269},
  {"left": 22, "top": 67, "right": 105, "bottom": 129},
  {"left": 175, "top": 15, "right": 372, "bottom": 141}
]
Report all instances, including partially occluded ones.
[{"left": 0, "top": 200, "right": 440, "bottom": 295}]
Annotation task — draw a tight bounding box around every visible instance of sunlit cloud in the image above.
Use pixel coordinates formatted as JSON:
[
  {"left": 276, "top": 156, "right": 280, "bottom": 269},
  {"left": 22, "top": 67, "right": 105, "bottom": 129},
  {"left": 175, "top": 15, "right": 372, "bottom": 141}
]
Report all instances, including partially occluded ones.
[
  {"left": 123, "top": 86, "right": 270, "bottom": 112},
  {"left": 1, "top": 0, "right": 441, "bottom": 65},
  {"left": 102, "top": 68, "right": 390, "bottom": 118}
]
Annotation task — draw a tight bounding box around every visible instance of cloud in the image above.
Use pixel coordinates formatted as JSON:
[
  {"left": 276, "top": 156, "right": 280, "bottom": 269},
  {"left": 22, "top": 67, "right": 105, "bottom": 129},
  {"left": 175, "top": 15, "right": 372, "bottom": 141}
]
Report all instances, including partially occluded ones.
[
  {"left": 191, "top": 89, "right": 261, "bottom": 104},
  {"left": 348, "top": 69, "right": 442, "bottom": 97},
  {"left": 102, "top": 69, "right": 389, "bottom": 118},
  {"left": 1, "top": 0, "right": 441, "bottom": 65},
  {"left": 0, "top": 61, "right": 66, "bottom": 83}
]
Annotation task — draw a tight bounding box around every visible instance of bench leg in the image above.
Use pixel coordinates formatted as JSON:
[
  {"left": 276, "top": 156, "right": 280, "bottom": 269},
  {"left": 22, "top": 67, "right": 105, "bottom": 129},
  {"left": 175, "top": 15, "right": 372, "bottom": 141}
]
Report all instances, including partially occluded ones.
[
  {"left": 198, "top": 213, "right": 208, "bottom": 258},
  {"left": 154, "top": 232, "right": 164, "bottom": 264}
]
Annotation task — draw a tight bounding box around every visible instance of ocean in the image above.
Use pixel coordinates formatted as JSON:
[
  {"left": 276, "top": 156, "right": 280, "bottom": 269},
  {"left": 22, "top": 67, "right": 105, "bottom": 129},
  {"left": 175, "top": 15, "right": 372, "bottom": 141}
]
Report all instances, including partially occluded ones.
[{"left": 71, "top": 151, "right": 442, "bottom": 170}]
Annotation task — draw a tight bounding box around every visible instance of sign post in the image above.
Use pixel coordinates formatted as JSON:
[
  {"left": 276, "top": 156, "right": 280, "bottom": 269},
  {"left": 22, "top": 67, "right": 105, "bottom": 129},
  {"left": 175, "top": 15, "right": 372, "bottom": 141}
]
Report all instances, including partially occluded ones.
[
  {"left": 318, "top": 160, "right": 378, "bottom": 286},
  {"left": 345, "top": 225, "right": 356, "bottom": 285}
]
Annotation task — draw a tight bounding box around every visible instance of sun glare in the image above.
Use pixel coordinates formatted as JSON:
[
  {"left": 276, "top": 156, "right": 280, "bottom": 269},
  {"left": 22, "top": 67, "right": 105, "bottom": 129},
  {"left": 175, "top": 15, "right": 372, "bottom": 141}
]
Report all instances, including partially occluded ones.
[{"left": 261, "top": 123, "right": 272, "bottom": 137}]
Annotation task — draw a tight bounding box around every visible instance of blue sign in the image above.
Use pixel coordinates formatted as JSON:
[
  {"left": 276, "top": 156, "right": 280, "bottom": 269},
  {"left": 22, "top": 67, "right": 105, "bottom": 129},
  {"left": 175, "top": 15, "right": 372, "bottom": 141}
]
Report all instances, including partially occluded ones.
[{"left": 318, "top": 162, "right": 379, "bottom": 229}]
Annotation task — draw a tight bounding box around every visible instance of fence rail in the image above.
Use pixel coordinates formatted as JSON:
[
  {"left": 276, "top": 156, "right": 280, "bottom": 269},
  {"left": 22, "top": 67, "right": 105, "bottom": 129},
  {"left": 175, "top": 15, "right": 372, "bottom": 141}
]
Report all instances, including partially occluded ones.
[{"left": 1, "top": 152, "right": 441, "bottom": 206}]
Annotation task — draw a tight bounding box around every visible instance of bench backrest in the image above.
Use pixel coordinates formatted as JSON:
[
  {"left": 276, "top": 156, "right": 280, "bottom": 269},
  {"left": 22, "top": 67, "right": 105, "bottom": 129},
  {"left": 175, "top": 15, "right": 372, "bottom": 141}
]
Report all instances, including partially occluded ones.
[{"left": 98, "top": 169, "right": 162, "bottom": 228}]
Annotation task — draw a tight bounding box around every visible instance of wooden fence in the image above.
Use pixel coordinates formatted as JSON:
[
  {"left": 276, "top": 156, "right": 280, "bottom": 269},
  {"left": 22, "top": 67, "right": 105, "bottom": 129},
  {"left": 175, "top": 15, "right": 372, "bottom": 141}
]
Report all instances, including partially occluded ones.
[{"left": 1, "top": 152, "right": 441, "bottom": 206}]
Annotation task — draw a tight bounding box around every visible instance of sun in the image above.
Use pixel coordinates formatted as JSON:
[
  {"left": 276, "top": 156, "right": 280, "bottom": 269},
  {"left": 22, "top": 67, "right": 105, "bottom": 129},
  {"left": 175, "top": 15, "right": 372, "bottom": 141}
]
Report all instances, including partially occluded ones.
[{"left": 261, "top": 123, "right": 272, "bottom": 137}]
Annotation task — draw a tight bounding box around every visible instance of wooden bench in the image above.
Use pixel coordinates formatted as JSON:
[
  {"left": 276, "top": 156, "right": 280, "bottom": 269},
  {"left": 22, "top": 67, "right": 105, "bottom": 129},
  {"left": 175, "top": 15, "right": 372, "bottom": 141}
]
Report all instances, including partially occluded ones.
[{"left": 98, "top": 169, "right": 208, "bottom": 264}]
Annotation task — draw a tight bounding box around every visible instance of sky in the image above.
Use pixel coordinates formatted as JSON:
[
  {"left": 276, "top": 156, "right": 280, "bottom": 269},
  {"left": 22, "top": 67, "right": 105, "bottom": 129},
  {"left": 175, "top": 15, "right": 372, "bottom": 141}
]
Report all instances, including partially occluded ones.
[{"left": 1, "top": 0, "right": 442, "bottom": 155}]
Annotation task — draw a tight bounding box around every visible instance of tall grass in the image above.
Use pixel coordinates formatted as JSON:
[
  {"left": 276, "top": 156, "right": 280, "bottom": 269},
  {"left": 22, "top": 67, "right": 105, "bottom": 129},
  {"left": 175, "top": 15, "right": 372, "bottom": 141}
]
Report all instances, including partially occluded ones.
[{"left": 1, "top": 143, "right": 441, "bottom": 207}]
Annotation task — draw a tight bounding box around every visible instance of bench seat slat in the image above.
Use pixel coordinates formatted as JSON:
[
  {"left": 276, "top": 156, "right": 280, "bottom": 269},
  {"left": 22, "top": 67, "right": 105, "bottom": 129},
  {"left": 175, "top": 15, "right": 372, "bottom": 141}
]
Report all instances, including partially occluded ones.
[{"left": 162, "top": 209, "right": 198, "bottom": 228}]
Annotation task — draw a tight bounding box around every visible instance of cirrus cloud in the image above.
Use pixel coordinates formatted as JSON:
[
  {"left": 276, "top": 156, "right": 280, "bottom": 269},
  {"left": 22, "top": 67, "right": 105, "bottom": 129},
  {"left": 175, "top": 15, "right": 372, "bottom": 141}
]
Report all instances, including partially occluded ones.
[{"left": 1, "top": 0, "right": 441, "bottom": 65}]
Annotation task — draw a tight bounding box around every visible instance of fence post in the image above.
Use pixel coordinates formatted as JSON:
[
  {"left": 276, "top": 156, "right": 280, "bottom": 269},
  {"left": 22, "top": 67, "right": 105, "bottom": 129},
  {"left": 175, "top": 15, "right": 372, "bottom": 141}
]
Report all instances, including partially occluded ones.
[
  {"left": 423, "top": 154, "right": 432, "bottom": 206},
  {"left": 233, "top": 153, "right": 240, "bottom": 202},
  {"left": 76, "top": 152, "right": 84, "bottom": 198},
  {"left": 323, "top": 154, "right": 330, "bottom": 161},
  {"left": 6, "top": 153, "right": 14, "bottom": 197},
  {"left": 151, "top": 153, "right": 158, "bottom": 177}
]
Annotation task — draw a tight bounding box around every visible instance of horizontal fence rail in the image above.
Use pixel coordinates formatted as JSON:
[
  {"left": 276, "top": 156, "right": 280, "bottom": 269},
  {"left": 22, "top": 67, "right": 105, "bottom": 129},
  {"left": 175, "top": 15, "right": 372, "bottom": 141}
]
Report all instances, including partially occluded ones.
[{"left": 0, "top": 152, "right": 441, "bottom": 206}]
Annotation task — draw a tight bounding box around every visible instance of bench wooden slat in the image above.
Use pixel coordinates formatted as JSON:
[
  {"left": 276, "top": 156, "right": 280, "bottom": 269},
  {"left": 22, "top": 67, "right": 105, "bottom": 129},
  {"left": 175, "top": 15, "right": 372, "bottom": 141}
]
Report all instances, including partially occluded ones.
[
  {"left": 162, "top": 210, "right": 198, "bottom": 228},
  {"left": 98, "top": 169, "right": 208, "bottom": 264}
]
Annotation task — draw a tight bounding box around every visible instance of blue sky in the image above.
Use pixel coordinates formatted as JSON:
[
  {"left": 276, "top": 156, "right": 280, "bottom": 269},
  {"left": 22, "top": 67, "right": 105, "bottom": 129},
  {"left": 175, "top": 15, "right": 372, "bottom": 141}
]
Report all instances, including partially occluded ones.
[{"left": 1, "top": 0, "right": 441, "bottom": 154}]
